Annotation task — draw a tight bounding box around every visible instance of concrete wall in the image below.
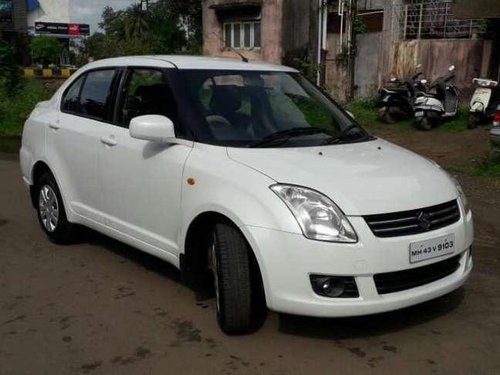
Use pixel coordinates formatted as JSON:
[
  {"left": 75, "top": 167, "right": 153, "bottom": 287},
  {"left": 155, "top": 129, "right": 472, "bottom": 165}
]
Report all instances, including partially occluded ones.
[
  {"left": 355, "top": 32, "right": 383, "bottom": 98},
  {"left": 392, "top": 39, "right": 492, "bottom": 99},
  {"left": 202, "top": 0, "right": 283, "bottom": 63},
  {"left": 325, "top": 32, "right": 383, "bottom": 101},
  {"left": 281, "top": 0, "right": 318, "bottom": 66},
  {"left": 324, "top": 33, "right": 349, "bottom": 101}
]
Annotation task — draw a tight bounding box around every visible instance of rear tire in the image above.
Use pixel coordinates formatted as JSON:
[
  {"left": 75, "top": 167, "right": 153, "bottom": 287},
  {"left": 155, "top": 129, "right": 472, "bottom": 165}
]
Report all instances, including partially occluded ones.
[
  {"left": 35, "top": 173, "right": 76, "bottom": 244},
  {"left": 418, "top": 116, "right": 432, "bottom": 131},
  {"left": 210, "top": 222, "right": 264, "bottom": 334}
]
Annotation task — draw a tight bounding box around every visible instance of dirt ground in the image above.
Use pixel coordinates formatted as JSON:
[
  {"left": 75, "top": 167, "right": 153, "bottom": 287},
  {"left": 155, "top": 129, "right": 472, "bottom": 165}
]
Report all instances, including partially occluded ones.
[{"left": 0, "top": 128, "right": 499, "bottom": 375}]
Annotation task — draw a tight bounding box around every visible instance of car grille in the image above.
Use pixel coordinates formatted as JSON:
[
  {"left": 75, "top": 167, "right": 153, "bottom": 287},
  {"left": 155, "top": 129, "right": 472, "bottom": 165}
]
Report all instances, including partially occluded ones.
[
  {"left": 363, "top": 200, "right": 460, "bottom": 238},
  {"left": 374, "top": 255, "right": 461, "bottom": 295}
]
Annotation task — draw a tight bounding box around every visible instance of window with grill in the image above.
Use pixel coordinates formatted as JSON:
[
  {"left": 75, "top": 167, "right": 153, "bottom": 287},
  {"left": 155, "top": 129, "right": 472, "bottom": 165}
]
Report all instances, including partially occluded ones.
[{"left": 223, "top": 21, "right": 261, "bottom": 50}]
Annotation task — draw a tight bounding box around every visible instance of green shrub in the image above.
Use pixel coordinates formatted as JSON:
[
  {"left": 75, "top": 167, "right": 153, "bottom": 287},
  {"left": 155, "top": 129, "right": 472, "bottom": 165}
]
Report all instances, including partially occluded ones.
[
  {"left": 0, "top": 39, "right": 22, "bottom": 91},
  {"left": 0, "top": 79, "right": 55, "bottom": 136},
  {"left": 30, "top": 36, "right": 63, "bottom": 67}
]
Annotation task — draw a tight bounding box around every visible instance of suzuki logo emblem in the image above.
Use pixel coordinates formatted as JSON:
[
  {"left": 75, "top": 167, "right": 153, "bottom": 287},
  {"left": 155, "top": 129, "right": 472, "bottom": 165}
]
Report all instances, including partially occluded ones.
[{"left": 416, "top": 212, "right": 431, "bottom": 230}]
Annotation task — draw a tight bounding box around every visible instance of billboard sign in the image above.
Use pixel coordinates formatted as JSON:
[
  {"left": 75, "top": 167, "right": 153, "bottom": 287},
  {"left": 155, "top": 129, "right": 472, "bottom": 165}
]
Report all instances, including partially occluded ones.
[
  {"left": 35, "top": 22, "right": 90, "bottom": 36},
  {"left": 0, "top": 0, "right": 13, "bottom": 22}
]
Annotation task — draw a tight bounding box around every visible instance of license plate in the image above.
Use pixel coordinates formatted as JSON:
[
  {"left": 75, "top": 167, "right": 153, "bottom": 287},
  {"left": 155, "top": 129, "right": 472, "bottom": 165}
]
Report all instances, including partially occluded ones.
[
  {"left": 415, "top": 111, "right": 424, "bottom": 117},
  {"left": 409, "top": 234, "right": 455, "bottom": 263}
]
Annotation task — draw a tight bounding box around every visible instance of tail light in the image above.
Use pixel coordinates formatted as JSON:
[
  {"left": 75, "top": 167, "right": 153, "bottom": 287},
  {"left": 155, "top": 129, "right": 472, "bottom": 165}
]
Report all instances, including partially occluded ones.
[{"left": 494, "top": 106, "right": 500, "bottom": 127}]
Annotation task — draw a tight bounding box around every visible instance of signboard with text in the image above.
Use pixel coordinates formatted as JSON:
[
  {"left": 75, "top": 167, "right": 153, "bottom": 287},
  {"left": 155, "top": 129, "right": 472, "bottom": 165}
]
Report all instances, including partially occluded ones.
[{"left": 35, "top": 22, "right": 90, "bottom": 36}]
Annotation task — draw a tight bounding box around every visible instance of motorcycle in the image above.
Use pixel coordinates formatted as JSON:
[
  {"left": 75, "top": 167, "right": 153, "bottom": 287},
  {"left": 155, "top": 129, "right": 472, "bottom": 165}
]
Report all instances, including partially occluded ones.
[
  {"left": 377, "top": 65, "right": 427, "bottom": 123},
  {"left": 414, "top": 65, "right": 459, "bottom": 130},
  {"left": 468, "top": 78, "right": 500, "bottom": 129}
]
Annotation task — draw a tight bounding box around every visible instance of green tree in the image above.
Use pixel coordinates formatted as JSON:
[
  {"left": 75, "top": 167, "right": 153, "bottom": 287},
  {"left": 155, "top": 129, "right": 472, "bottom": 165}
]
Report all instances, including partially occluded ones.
[
  {"left": 150, "top": 0, "right": 202, "bottom": 51},
  {"left": 0, "top": 40, "right": 21, "bottom": 91},
  {"left": 124, "top": 4, "right": 150, "bottom": 41},
  {"left": 30, "top": 36, "right": 63, "bottom": 67},
  {"left": 84, "top": 0, "right": 202, "bottom": 60},
  {"left": 84, "top": 32, "right": 123, "bottom": 60}
]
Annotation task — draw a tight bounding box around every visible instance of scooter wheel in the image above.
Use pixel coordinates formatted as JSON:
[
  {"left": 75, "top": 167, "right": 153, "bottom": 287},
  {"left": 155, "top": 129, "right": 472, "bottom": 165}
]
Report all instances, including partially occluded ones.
[
  {"left": 418, "top": 116, "right": 432, "bottom": 131},
  {"left": 467, "top": 113, "right": 481, "bottom": 129},
  {"left": 379, "top": 108, "right": 396, "bottom": 124}
]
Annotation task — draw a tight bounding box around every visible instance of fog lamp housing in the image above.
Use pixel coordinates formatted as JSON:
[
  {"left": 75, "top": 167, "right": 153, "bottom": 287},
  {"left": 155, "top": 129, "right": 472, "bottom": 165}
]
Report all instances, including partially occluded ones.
[{"left": 310, "top": 275, "right": 359, "bottom": 298}]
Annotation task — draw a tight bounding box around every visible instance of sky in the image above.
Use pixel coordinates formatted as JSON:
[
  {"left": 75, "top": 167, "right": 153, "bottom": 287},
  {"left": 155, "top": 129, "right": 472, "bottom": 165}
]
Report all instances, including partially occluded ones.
[{"left": 70, "top": 0, "right": 137, "bottom": 34}]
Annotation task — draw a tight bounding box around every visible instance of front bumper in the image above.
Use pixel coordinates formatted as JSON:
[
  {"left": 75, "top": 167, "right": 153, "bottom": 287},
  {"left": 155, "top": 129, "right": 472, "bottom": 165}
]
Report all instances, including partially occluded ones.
[{"left": 243, "top": 209, "right": 473, "bottom": 318}]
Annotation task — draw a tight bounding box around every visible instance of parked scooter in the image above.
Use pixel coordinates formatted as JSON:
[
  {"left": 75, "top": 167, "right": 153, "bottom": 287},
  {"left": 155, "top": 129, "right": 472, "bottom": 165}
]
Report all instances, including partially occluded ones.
[
  {"left": 468, "top": 78, "right": 500, "bottom": 129},
  {"left": 414, "top": 65, "right": 459, "bottom": 130},
  {"left": 378, "top": 65, "right": 427, "bottom": 123}
]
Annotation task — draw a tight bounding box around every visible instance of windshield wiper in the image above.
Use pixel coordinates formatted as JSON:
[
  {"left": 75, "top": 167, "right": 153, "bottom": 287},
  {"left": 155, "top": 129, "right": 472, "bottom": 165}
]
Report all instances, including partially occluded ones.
[
  {"left": 249, "top": 127, "right": 329, "bottom": 148},
  {"left": 322, "top": 124, "right": 362, "bottom": 145}
]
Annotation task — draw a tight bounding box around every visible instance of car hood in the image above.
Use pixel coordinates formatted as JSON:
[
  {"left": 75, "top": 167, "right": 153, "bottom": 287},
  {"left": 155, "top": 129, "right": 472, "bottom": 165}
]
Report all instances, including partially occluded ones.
[{"left": 227, "top": 138, "right": 458, "bottom": 216}]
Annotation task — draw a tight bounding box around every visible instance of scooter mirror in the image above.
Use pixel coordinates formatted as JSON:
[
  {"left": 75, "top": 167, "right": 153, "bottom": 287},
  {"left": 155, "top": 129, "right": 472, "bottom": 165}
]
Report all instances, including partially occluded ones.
[
  {"left": 416, "top": 63, "right": 422, "bottom": 69},
  {"left": 421, "top": 79, "right": 427, "bottom": 84},
  {"left": 448, "top": 65, "right": 456, "bottom": 72},
  {"left": 390, "top": 77, "right": 397, "bottom": 82}
]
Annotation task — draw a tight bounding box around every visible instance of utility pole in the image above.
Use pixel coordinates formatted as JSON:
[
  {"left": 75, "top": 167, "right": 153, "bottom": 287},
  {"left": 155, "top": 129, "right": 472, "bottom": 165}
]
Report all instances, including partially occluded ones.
[
  {"left": 140, "top": 0, "right": 149, "bottom": 11},
  {"left": 346, "top": 0, "right": 357, "bottom": 101}
]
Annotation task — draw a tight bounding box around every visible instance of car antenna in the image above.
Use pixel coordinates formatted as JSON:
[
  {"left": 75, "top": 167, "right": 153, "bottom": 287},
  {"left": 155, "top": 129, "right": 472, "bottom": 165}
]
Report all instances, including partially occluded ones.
[{"left": 212, "top": 31, "right": 249, "bottom": 63}]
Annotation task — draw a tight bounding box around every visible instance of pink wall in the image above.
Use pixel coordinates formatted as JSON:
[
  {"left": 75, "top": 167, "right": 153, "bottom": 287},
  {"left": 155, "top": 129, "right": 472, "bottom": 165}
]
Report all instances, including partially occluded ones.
[{"left": 202, "top": 0, "right": 283, "bottom": 63}]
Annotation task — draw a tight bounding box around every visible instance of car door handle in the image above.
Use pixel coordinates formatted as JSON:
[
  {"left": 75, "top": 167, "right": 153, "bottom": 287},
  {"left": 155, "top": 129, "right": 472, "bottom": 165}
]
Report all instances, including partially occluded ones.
[
  {"left": 48, "top": 122, "right": 60, "bottom": 130},
  {"left": 100, "top": 136, "right": 117, "bottom": 147}
]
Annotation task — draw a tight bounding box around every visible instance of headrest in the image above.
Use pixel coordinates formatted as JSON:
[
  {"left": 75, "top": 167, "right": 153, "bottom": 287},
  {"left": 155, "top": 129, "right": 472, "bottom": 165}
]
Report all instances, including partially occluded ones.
[{"left": 210, "top": 85, "right": 243, "bottom": 114}]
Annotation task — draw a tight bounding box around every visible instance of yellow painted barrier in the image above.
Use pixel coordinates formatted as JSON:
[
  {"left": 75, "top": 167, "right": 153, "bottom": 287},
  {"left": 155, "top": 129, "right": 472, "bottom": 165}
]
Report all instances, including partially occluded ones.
[
  {"left": 23, "top": 67, "right": 75, "bottom": 78},
  {"left": 61, "top": 68, "right": 71, "bottom": 78}
]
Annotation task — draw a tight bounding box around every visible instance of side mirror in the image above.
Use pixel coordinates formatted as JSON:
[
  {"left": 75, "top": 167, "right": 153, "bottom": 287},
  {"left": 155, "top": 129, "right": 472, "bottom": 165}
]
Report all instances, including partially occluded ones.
[
  {"left": 130, "top": 115, "right": 176, "bottom": 143},
  {"left": 448, "top": 65, "right": 455, "bottom": 72},
  {"left": 416, "top": 63, "right": 422, "bottom": 69},
  {"left": 346, "top": 111, "right": 355, "bottom": 119},
  {"left": 421, "top": 79, "right": 428, "bottom": 84}
]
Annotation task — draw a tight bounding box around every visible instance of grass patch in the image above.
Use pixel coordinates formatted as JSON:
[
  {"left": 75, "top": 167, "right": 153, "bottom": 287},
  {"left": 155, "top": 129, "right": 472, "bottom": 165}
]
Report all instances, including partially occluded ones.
[
  {"left": 445, "top": 155, "right": 500, "bottom": 178},
  {"left": 345, "top": 99, "right": 469, "bottom": 132},
  {"left": 469, "top": 156, "right": 500, "bottom": 177},
  {"left": 436, "top": 108, "right": 469, "bottom": 132},
  {"left": 0, "top": 79, "right": 59, "bottom": 137}
]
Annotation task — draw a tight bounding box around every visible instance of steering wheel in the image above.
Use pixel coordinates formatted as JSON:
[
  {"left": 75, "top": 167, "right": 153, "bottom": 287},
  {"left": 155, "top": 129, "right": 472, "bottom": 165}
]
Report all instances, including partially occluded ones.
[{"left": 206, "top": 115, "right": 232, "bottom": 128}]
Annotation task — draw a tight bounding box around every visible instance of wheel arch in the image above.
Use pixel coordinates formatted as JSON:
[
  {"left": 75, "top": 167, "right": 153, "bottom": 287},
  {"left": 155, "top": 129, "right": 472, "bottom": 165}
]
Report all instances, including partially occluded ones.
[
  {"left": 29, "top": 160, "right": 54, "bottom": 208},
  {"left": 181, "top": 210, "right": 267, "bottom": 304}
]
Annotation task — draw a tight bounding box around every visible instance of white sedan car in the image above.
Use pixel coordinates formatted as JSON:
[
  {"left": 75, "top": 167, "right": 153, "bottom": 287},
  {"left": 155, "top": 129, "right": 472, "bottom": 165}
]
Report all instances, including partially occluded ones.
[{"left": 20, "top": 56, "right": 473, "bottom": 334}]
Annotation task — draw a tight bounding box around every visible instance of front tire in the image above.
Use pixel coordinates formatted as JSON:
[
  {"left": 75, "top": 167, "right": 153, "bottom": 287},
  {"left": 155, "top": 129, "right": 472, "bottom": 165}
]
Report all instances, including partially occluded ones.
[
  {"left": 468, "top": 113, "right": 481, "bottom": 129},
  {"left": 35, "top": 173, "right": 75, "bottom": 244},
  {"left": 210, "top": 222, "right": 263, "bottom": 334}
]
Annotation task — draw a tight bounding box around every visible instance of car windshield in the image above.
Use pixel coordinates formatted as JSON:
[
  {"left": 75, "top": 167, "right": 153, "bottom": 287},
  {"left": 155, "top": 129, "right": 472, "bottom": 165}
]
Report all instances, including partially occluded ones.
[{"left": 177, "top": 70, "right": 373, "bottom": 148}]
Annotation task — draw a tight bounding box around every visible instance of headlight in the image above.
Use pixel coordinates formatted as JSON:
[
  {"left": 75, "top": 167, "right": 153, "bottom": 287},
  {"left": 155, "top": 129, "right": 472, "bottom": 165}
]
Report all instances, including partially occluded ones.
[
  {"left": 270, "top": 184, "right": 357, "bottom": 243},
  {"left": 453, "top": 178, "right": 470, "bottom": 214}
]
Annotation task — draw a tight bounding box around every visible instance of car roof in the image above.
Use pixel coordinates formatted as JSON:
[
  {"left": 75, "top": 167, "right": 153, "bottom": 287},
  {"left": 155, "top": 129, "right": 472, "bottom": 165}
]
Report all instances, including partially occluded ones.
[{"left": 83, "top": 55, "right": 298, "bottom": 72}]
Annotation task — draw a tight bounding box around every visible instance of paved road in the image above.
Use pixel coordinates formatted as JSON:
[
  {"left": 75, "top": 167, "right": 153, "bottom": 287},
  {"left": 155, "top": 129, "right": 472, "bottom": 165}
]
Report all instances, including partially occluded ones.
[{"left": 1, "top": 156, "right": 499, "bottom": 375}]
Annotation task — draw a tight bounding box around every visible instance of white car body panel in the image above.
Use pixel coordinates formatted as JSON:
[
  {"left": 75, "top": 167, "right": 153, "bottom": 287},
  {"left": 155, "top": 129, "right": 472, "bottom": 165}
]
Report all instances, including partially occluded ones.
[
  {"left": 20, "top": 56, "right": 473, "bottom": 319},
  {"left": 98, "top": 123, "right": 193, "bottom": 258},
  {"left": 228, "top": 138, "right": 458, "bottom": 216}
]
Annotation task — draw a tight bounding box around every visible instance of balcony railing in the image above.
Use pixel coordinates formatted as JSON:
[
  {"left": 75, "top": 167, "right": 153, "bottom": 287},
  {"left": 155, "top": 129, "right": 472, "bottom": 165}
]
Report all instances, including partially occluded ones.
[{"left": 392, "top": 0, "right": 488, "bottom": 40}]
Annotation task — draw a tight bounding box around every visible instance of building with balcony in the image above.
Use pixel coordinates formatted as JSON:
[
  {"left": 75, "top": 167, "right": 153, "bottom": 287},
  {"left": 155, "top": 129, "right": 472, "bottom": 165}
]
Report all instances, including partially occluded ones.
[{"left": 203, "top": 0, "right": 500, "bottom": 101}]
